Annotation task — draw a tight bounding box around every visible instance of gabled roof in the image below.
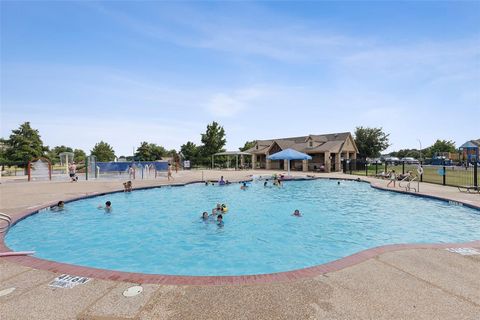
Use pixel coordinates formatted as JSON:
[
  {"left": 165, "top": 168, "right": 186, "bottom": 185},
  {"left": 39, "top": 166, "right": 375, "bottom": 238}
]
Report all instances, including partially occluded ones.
[
  {"left": 246, "top": 132, "right": 356, "bottom": 154},
  {"left": 460, "top": 139, "right": 480, "bottom": 149}
]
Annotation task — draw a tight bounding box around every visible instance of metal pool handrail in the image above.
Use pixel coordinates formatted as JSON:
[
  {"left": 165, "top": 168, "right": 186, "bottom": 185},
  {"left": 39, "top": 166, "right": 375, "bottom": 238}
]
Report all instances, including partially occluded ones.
[{"left": 0, "top": 213, "right": 12, "bottom": 233}]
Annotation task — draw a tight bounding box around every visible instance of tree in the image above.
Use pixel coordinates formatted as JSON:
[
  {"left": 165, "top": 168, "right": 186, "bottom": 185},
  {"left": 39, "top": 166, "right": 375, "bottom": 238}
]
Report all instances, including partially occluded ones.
[
  {"left": 135, "top": 142, "right": 167, "bottom": 161},
  {"left": 150, "top": 144, "right": 168, "bottom": 160},
  {"left": 424, "top": 140, "right": 456, "bottom": 158},
  {"left": 239, "top": 140, "right": 256, "bottom": 152},
  {"left": 91, "top": 141, "right": 116, "bottom": 162},
  {"left": 4, "top": 122, "right": 47, "bottom": 164},
  {"left": 135, "top": 142, "right": 153, "bottom": 161},
  {"left": 180, "top": 141, "right": 199, "bottom": 162},
  {"left": 46, "top": 145, "right": 73, "bottom": 164},
  {"left": 200, "top": 121, "right": 226, "bottom": 158},
  {"left": 389, "top": 148, "right": 420, "bottom": 158},
  {"left": 354, "top": 126, "right": 390, "bottom": 158},
  {"left": 74, "top": 149, "right": 86, "bottom": 163}
]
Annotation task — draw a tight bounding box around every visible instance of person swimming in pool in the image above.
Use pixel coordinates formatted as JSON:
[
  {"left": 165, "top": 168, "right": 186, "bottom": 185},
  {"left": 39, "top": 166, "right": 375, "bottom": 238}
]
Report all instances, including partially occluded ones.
[
  {"left": 292, "top": 209, "right": 302, "bottom": 217},
  {"left": 240, "top": 182, "right": 248, "bottom": 190},
  {"left": 218, "top": 176, "right": 225, "bottom": 185},
  {"left": 217, "top": 214, "right": 224, "bottom": 226},
  {"left": 98, "top": 201, "right": 112, "bottom": 212},
  {"left": 123, "top": 180, "right": 132, "bottom": 192},
  {"left": 201, "top": 211, "right": 209, "bottom": 220},
  {"left": 210, "top": 208, "right": 218, "bottom": 217},
  {"left": 50, "top": 201, "right": 65, "bottom": 211}
]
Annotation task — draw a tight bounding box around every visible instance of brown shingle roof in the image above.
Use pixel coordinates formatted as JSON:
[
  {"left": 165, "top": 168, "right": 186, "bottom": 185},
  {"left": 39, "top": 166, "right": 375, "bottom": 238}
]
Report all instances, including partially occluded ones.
[{"left": 247, "top": 132, "right": 355, "bottom": 154}]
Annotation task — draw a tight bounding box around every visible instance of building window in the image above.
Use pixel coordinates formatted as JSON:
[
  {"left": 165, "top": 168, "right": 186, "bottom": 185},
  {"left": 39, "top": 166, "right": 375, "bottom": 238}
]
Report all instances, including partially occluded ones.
[{"left": 309, "top": 141, "right": 313, "bottom": 147}]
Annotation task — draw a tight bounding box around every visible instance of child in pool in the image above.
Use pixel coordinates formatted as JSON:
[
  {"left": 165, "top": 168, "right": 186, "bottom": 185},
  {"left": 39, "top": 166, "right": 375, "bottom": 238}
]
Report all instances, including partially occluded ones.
[
  {"left": 217, "top": 214, "right": 224, "bottom": 226},
  {"left": 98, "top": 201, "right": 112, "bottom": 212}
]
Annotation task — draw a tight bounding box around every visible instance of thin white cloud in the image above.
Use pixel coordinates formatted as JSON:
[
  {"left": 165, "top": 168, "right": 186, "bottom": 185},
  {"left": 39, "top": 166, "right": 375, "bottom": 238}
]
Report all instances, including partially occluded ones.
[{"left": 206, "top": 87, "right": 265, "bottom": 117}]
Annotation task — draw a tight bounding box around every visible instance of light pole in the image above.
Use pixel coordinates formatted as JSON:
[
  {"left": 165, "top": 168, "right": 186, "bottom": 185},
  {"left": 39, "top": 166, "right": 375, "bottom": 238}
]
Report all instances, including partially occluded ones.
[
  {"left": 417, "top": 139, "right": 422, "bottom": 192},
  {"left": 417, "top": 139, "right": 422, "bottom": 161}
]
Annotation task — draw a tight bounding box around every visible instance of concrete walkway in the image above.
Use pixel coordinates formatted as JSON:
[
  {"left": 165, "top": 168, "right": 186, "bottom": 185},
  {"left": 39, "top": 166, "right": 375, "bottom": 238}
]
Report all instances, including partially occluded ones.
[{"left": 1, "top": 170, "right": 479, "bottom": 319}]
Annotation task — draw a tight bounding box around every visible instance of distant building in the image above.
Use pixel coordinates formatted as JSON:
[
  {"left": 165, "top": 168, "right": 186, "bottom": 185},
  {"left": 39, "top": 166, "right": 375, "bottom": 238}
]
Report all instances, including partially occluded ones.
[
  {"left": 459, "top": 139, "right": 480, "bottom": 163},
  {"left": 245, "top": 132, "right": 358, "bottom": 172}
]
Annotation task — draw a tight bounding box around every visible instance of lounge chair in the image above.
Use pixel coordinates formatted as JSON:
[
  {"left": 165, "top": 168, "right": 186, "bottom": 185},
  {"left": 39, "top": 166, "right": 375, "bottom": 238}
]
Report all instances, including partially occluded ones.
[
  {"left": 458, "top": 185, "right": 479, "bottom": 193},
  {"left": 375, "top": 171, "right": 389, "bottom": 179}
]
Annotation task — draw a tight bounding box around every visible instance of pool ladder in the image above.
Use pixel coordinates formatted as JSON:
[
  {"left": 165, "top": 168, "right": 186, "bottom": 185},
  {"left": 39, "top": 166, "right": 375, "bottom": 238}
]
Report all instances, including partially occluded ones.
[
  {"left": 0, "top": 213, "right": 12, "bottom": 233},
  {"left": 399, "top": 176, "right": 418, "bottom": 192}
]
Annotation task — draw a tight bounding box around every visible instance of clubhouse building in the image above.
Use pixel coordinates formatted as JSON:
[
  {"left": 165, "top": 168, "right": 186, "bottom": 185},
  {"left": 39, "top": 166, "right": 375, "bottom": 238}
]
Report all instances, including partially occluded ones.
[{"left": 245, "top": 132, "right": 358, "bottom": 173}]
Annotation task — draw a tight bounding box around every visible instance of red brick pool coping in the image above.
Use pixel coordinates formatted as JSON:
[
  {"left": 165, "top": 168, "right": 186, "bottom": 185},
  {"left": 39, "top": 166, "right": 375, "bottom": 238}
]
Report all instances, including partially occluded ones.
[{"left": 1, "top": 179, "right": 479, "bottom": 286}]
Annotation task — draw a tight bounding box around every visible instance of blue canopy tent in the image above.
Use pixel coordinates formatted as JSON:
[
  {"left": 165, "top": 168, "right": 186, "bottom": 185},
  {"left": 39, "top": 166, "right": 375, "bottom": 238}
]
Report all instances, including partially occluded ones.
[{"left": 267, "top": 148, "right": 312, "bottom": 175}]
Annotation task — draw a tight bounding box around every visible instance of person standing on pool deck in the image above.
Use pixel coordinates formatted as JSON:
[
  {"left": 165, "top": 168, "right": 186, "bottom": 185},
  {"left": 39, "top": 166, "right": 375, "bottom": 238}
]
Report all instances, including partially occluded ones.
[
  {"left": 387, "top": 170, "right": 397, "bottom": 188},
  {"left": 128, "top": 166, "right": 135, "bottom": 180},
  {"left": 68, "top": 162, "right": 77, "bottom": 182},
  {"left": 167, "top": 164, "right": 174, "bottom": 181}
]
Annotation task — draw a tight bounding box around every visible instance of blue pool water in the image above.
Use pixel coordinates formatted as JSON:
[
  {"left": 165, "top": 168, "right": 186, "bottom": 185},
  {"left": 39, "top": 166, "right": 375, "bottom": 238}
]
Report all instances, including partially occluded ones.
[{"left": 6, "top": 179, "right": 480, "bottom": 276}]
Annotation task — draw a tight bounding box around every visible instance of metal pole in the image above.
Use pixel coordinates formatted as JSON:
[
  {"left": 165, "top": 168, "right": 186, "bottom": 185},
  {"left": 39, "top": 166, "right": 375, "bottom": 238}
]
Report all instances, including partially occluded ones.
[
  {"left": 474, "top": 161, "right": 478, "bottom": 188},
  {"left": 375, "top": 162, "right": 378, "bottom": 175},
  {"left": 420, "top": 161, "right": 423, "bottom": 182},
  {"left": 443, "top": 159, "right": 446, "bottom": 186},
  {"left": 365, "top": 161, "right": 368, "bottom": 176},
  {"left": 402, "top": 161, "right": 405, "bottom": 175},
  {"left": 417, "top": 139, "right": 422, "bottom": 162}
]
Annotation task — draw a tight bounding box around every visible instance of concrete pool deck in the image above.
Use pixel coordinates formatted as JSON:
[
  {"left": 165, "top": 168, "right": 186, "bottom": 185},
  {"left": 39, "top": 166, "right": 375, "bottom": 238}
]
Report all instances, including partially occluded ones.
[{"left": 1, "top": 170, "right": 479, "bottom": 319}]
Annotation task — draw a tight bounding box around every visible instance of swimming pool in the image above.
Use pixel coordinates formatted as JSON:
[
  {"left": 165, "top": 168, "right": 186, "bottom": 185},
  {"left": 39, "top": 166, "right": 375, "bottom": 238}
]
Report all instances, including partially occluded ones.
[{"left": 5, "top": 179, "right": 480, "bottom": 276}]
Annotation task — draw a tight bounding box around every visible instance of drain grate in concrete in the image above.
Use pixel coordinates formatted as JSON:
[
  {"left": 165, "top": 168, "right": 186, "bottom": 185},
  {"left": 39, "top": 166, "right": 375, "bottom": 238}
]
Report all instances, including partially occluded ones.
[{"left": 123, "top": 285, "right": 143, "bottom": 297}]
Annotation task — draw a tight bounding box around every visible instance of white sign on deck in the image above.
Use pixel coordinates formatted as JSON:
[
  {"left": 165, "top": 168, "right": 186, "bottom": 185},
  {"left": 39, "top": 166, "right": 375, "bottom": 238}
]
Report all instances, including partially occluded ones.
[
  {"left": 49, "top": 274, "right": 90, "bottom": 288},
  {"left": 446, "top": 248, "right": 480, "bottom": 256}
]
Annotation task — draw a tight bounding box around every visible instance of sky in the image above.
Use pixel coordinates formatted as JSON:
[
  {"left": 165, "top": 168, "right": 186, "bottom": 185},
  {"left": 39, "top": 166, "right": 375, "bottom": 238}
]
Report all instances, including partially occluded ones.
[{"left": 1, "top": 1, "right": 479, "bottom": 156}]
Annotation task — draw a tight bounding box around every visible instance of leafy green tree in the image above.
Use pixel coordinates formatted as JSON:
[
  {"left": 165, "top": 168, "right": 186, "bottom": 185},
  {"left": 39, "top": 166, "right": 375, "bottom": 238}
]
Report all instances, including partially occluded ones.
[
  {"left": 135, "top": 142, "right": 153, "bottom": 161},
  {"left": 46, "top": 145, "right": 73, "bottom": 164},
  {"left": 354, "top": 127, "right": 390, "bottom": 158},
  {"left": 200, "top": 121, "right": 226, "bottom": 162},
  {"left": 180, "top": 141, "right": 199, "bottom": 163},
  {"left": 91, "top": 141, "right": 116, "bottom": 162},
  {"left": 389, "top": 149, "right": 421, "bottom": 158},
  {"left": 239, "top": 140, "right": 256, "bottom": 152},
  {"left": 0, "top": 138, "right": 8, "bottom": 168},
  {"left": 74, "top": 149, "right": 86, "bottom": 163},
  {"left": 167, "top": 149, "right": 180, "bottom": 165},
  {"left": 424, "top": 140, "right": 456, "bottom": 158},
  {"left": 4, "top": 122, "right": 47, "bottom": 164},
  {"left": 151, "top": 144, "right": 168, "bottom": 160},
  {"left": 135, "top": 142, "right": 167, "bottom": 161}
]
